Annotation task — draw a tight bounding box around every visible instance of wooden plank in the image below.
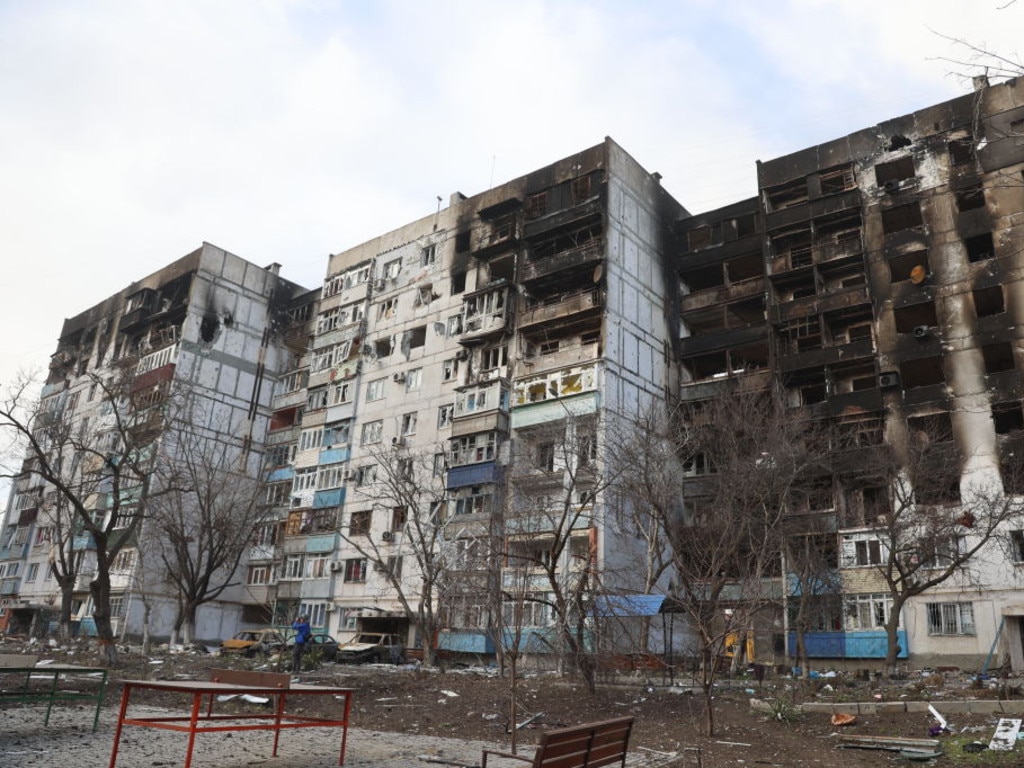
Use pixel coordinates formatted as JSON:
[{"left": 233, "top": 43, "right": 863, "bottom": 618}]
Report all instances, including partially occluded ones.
[{"left": 990, "top": 718, "right": 1022, "bottom": 751}]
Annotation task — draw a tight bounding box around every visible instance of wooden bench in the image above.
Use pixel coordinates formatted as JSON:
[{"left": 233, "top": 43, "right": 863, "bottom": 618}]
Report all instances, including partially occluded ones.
[
  {"left": 0, "top": 653, "right": 109, "bottom": 731},
  {"left": 481, "top": 716, "right": 635, "bottom": 768}
]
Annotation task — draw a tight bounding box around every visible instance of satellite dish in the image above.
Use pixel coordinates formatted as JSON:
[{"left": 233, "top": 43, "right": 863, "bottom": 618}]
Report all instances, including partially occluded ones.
[
  {"left": 593, "top": 263, "right": 604, "bottom": 283},
  {"left": 910, "top": 265, "right": 927, "bottom": 284}
]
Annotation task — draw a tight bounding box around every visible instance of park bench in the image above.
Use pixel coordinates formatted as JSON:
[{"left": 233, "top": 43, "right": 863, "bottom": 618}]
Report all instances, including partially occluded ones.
[
  {"left": 481, "top": 716, "right": 634, "bottom": 768},
  {"left": 0, "top": 652, "right": 109, "bottom": 731}
]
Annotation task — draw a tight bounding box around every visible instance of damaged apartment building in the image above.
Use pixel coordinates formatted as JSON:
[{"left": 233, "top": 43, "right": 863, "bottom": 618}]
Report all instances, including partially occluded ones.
[
  {"left": 4, "top": 78, "right": 1024, "bottom": 672},
  {"left": 255, "top": 139, "right": 682, "bottom": 654},
  {"left": 0, "top": 244, "right": 309, "bottom": 640},
  {"left": 676, "top": 75, "right": 1024, "bottom": 670}
]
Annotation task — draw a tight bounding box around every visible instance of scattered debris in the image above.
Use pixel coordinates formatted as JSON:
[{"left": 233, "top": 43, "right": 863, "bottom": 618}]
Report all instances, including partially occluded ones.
[
  {"left": 715, "top": 741, "right": 752, "bottom": 747},
  {"left": 838, "top": 736, "right": 941, "bottom": 753},
  {"left": 963, "top": 741, "right": 987, "bottom": 754},
  {"left": 831, "top": 713, "right": 856, "bottom": 727},
  {"left": 989, "top": 718, "right": 1022, "bottom": 751},
  {"left": 439, "top": 689, "right": 459, "bottom": 697},
  {"left": 513, "top": 712, "right": 545, "bottom": 731}
]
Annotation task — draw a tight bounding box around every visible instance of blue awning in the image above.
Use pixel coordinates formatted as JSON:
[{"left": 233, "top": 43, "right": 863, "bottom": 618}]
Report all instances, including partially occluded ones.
[{"left": 592, "top": 594, "right": 666, "bottom": 618}]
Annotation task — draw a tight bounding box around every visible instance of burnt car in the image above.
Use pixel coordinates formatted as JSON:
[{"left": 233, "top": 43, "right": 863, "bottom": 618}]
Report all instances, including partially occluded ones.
[
  {"left": 285, "top": 632, "right": 340, "bottom": 662},
  {"left": 336, "top": 632, "right": 403, "bottom": 664},
  {"left": 218, "top": 628, "right": 288, "bottom": 657}
]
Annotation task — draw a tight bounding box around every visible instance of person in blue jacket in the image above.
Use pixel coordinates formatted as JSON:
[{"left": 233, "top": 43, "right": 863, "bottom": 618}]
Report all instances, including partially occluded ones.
[{"left": 291, "top": 615, "right": 311, "bottom": 673}]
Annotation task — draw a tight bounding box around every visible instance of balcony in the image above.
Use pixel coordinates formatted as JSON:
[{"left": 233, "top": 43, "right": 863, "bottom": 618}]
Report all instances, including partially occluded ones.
[
  {"left": 519, "top": 240, "right": 604, "bottom": 284},
  {"left": 518, "top": 288, "right": 603, "bottom": 330}
]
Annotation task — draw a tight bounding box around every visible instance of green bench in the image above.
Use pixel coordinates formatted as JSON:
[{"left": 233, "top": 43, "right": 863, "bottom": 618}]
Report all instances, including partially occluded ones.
[{"left": 0, "top": 652, "right": 109, "bottom": 731}]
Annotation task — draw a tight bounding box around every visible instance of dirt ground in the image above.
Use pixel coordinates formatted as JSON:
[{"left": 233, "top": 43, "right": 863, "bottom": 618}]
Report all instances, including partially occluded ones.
[{"left": 4, "top": 638, "right": 1024, "bottom": 767}]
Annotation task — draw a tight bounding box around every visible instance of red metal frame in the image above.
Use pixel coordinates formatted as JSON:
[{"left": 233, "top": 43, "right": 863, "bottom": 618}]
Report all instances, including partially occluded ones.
[{"left": 107, "top": 679, "right": 354, "bottom": 768}]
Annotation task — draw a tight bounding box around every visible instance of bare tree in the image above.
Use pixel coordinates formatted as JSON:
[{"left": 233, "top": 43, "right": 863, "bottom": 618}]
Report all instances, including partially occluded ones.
[
  {"left": 608, "top": 406, "right": 686, "bottom": 655},
  {"left": 343, "top": 443, "right": 452, "bottom": 666},
  {"left": 0, "top": 370, "right": 161, "bottom": 665},
  {"left": 621, "top": 389, "right": 825, "bottom": 735},
  {"left": 843, "top": 421, "right": 1024, "bottom": 677},
  {"left": 504, "top": 412, "right": 615, "bottom": 694},
  {"left": 145, "top": 420, "right": 267, "bottom": 646}
]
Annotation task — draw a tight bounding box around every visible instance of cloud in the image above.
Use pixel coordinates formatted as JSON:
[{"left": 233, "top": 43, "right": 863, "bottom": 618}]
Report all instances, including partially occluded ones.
[{"left": 1, "top": 0, "right": 1020, "bottom": 393}]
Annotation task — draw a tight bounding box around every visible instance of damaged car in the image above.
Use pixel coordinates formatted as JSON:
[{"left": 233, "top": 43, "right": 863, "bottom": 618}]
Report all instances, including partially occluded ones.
[{"left": 336, "top": 632, "right": 403, "bottom": 664}]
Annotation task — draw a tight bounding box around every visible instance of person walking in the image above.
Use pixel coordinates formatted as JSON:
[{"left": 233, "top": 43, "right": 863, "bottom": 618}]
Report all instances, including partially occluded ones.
[{"left": 291, "top": 614, "right": 311, "bottom": 673}]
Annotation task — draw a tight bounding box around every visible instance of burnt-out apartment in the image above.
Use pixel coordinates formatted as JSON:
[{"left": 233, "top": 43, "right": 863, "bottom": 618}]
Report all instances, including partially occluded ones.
[{"left": 676, "top": 75, "right": 1024, "bottom": 669}]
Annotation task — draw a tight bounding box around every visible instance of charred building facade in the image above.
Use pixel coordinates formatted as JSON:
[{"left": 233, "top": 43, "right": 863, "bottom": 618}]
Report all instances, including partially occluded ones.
[
  {"left": 4, "top": 79, "right": 1024, "bottom": 670},
  {"left": 677, "top": 76, "right": 1024, "bottom": 669}
]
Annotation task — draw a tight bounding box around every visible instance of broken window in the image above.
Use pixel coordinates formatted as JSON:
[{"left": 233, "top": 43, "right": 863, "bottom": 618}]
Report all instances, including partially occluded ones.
[
  {"left": 993, "top": 402, "right": 1024, "bottom": 434},
  {"left": 769, "top": 227, "right": 812, "bottom": 268},
  {"left": 686, "top": 224, "right": 722, "bottom": 252},
  {"left": 1003, "top": 454, "right": 1024, "bottom": 494},
  {"left": 725, "top": 253, "right": 762, "bottom": 283},
  {"left": 524, "top": 192, "right": 548, "bottom": 220},
  {"left": 908, "top": 412, "right": 954, "bottom": 444},
  {"left": 841, "top": 535, "right": 884, "bottom": 568},
  {"left": 899, "top": 356, "right": 945, "bottom": 388},
  {"left": 455, "top": 231, "right": 471, "bottom": 253},
  {"left": 407, "top": 325, "right": 426, "bottom": 349},
  {"left": 781, "top": 318, "right": 822, "bottom": 354},
  {"left": 819, "top": 166, "right": 856, "bottom": 195},
  {"left": 571, "top": 175, "right": 593, "bottom": 203},
  {"left": 881, "top": 202, "right": 923, "bottom": 234},
  {"left": 831, "top": 361, "right": 877, "bottom": 393},
  {"left": 765, "top": 178, "right": 808, "bottom": 211},
  {"left": 916, "top": 475, "right": 961, "bottom": 506},
  {"left": 964, "top": 232, "right": 995, "bottom": 262},
  {"left": 889, "top": 249, "right": 929, "bottom": 283},
  {"left": 973, "top": 285, "right": 1005, "bottom": 317},
  {"left": 684, "top": 351, "right": 728, "bottom": 381},
  {"left": 421, "top": 244, "right": 437, "bottom": 267},
  {"left": 875, "top": 156, "right": 915, "bottom": 187},
  {"left": 491, "top": 214, "right": 515, "bottom": 241},
  {"left": 451, "top": 270, "right": 467, "bottom": 294},
  {"left": 893, "top": 302, "right": 938, "bottom": 335},
  {"left": 955, "top": 185, "right": 986, "bottom": 212},
  {"left": 948, "top": 137, "right": 975, "bottom": 166},
  {"left": 982, "top": 342, "right": 1016, "bottom": 374},
  {"left": 680, "top": 264, "right": 725, "bottom": 291}
]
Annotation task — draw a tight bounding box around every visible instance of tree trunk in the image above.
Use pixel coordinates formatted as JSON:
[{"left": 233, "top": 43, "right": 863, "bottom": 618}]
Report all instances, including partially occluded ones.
[
  {"left": 884, "top": 600, "right": 906, "bottom": 679},
  {"left": 58, "top": 578, "right": 75, "bottom": 641},
  {"left": 89, "top": 572, "right": 118, "bottom": 666},
  {"left": 141, "top": 600, "right": 152, "bottom": 657},
  {"left": 508, "top": 652, "right": 520, "bottom": 754},
  {"left": 795, "top": 629, "right": 808, "bottom": 679}
]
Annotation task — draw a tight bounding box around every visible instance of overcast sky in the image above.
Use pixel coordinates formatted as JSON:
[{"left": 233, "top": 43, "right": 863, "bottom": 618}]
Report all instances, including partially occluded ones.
[{"left": 1, "top": 0, "right": 1021, "bottom": 391}]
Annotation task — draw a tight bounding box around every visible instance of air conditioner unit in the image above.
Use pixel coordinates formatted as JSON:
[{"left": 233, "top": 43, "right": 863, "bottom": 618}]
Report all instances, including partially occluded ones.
[
  {"left": 373, "top": 278, "right": 386, "bottom": 292},
  {"left": 454, "top": 349, "right": 469, "bottom": 361},
  {"left": 879, "top": 372, "right": 901, "bottom": 389},
  {"left": 882, "top": 179, "right": 900, "bottom": 194},
  {"left": 381, "top": 530, "right": 394, "bottom": 542},
  {"left": 913, "top": 325, "right": 932, "bottom": 339},
  {"left": 393, "top": 372, "right": 406, "bottom": 383},
  {"left": 391, "top": 436, "right": 406, "bottom": 448},
  {"left": 330, "top": 562, "right": 344, "bottom": 572},
  {"left": 290, "top": 496, "right": 302, "bottom": 508}
]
